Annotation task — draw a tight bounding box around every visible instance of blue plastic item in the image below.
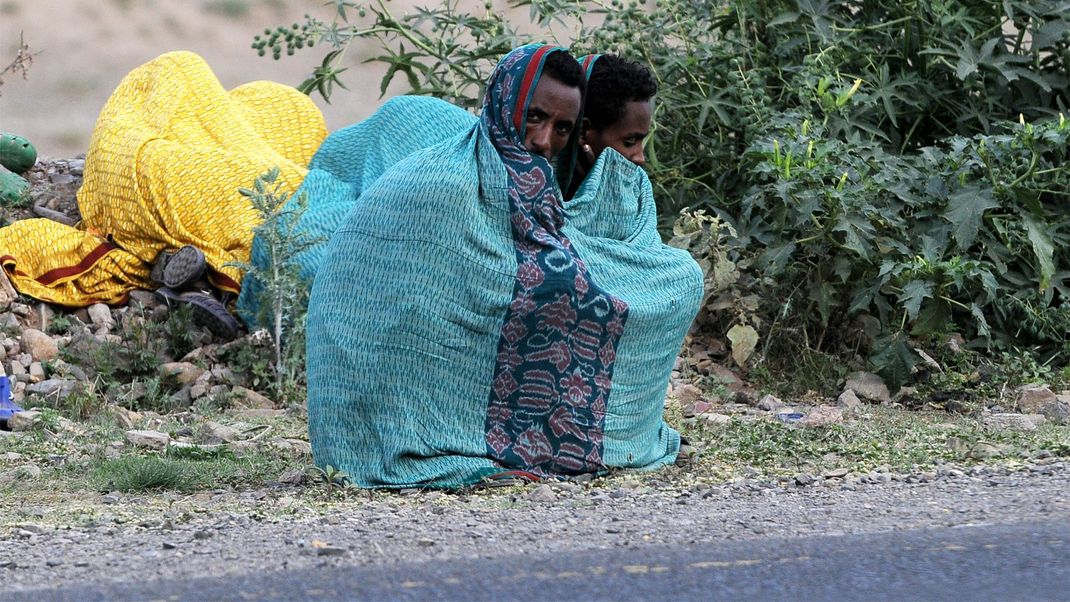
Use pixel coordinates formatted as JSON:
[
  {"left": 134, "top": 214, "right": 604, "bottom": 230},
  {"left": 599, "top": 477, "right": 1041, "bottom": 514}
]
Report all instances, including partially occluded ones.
[{"left": 0, "top": 376, "right": 22, "bottom": 423}]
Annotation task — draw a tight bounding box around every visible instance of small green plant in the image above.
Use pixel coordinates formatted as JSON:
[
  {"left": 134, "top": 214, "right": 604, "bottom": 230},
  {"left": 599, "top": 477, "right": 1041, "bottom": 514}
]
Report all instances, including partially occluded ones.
[
  {"left": 46, "top": 314, "right": 73, "bottom": 335},
  {"left": 231, "top": 168, "right": 323, "bottom": 403},
  {"left": 90, "top": 455, "right": 202, "bottom": 492},
  {"left": 167, "top": 443, "right": 236, "bottom": 461},
  {"left": 162, "top": 304, "right": 198, "bottom": 359},
  {"left": 995, "top": 348, "right": 1054, "bottom": 388},
  {"left": 55, "top": 380, "right": 107, "bottom": 420},
  {"left": 312, "top": 464, "right": 351, "bottom": 490},
  {"left": 115, "top": 308, "right": 167, "bottom": 375},
  {"left": 123, "top": 376, "right": 187, "bottom": 414}
]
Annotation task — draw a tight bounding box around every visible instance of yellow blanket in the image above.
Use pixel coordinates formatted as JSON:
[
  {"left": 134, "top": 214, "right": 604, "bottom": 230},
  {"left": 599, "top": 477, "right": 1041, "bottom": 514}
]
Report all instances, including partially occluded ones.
[{"left": 0, "top": 51, "right": 326, "bottom": 306}]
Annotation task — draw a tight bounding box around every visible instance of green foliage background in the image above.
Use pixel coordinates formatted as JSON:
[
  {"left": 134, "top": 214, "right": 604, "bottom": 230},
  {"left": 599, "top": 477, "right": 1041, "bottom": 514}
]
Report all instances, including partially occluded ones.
[{"left": 256, "top": 0, "right": 1070, "bottom": 387}]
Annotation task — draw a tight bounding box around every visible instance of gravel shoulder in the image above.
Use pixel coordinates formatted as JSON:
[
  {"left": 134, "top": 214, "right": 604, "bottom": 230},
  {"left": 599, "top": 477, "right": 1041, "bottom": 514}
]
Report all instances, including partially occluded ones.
[{"left": 2, "top": 461, "right": 1067, "bottom": 592}]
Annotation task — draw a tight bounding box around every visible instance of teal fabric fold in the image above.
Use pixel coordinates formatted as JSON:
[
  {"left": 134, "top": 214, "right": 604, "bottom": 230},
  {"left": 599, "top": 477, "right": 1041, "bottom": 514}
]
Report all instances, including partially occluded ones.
[
  {"left": 249, "top": 48, "right": 703, "bottom": 488},
  {"left": 306, "top": 133, "right": 702, "bottom": 487},
  {"left": 236, "top": 96, "right": 476, "bottom": 325}
]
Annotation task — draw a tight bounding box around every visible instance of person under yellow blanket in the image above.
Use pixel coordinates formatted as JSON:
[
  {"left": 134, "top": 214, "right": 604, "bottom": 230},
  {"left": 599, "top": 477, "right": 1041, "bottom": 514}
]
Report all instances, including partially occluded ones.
[{"left": 0, "top": 51, "right": 326, "bottom": 322}]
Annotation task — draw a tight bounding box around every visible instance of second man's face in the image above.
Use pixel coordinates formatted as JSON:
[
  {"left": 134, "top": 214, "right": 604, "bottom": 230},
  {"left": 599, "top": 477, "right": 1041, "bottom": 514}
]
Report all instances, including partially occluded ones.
[
  {"left": 584, "top": 99, "right": 653, "bottom": 167},
  {"left": 523, "top": 76, "right": 582, "bottom": 161}
]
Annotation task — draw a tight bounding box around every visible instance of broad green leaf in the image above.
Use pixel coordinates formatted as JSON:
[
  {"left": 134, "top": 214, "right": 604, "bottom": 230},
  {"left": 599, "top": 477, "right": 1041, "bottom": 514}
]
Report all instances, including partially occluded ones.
[
  {"left": 768, "top": 11, "right": 800, "bottom": 26},
  {"left": 899, "top": 279, "right": 933, "bottom": 320},
  {"left": 869, "top": 333, "right": 918, "bottom": 391},
  {"left": 1032, "top": 19, "right": 1070, "bottom": 50},
  {"left": 978, "top": 269, "right": 999, "bottom": 299},
  {"left": 848, "top": 281, "right": 881, "bottom": 314},
  {"left": 955, "top": 42, "right": 979, "bottom": 79},
  {"left": 760, "top": 241, "right": 796, "bottom": 274},
  {"left": 834, "top": 213, "right": 873, "bottom": 257},
  {"left": 912, "top": 299, "right": 951, "bottom": 336},
  {"left": 878, "top": 259, "right": 898, "bottom": 278},
  {"left": 944, "top": 186, "right": 999, "bottom": 250},
  {"left": 1022, "top": 212, "right": 1055, "bottom": 291},
  {"left": 969, "top": 303, "right": 991, "bottom": 338},
  {"left": 918, "top": 234, "right": 945, "bottom": 260},
  {"left": 812, "top": 280, "right": 836, "bottom": 325}
]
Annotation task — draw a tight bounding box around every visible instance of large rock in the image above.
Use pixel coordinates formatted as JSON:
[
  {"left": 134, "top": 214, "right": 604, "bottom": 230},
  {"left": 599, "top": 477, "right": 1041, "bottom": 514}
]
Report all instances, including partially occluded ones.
[
  {"left": 699, "top": 413, "right": 732, "bottom": 427},
  {"left": 709, "top": 363, "right": 746, "bottom": 393},
  {"left": 1017, "top": 385, "right": 1070, "bottom": 424},
  {"left": 1018, "top": 384, "right": 1056, "bottom": 408},
  {"left": 87, "top": 303, "right": 115, "bottom": 330},
  {"left": 983, "top": 413, "right": 1045, "bottom": 432},
  {"left": 106, "top": 406, "right": 142, "bottom": 429},
  {"left": 159, "top": 362, "right": 205, "bottom": 385},
  {"left": 125, "top": 429, "right": 170, "bottom": 450},
  {"left": 672, "top": 383, "right": 704, "bottom": 404},
  {"left": 800, "top": 405, "right": 844, "bottom": 427},
  {"left": 8, "top": 409, "right": 43, "bottom": 432},
  {"left": 203, "top": 421, "right": 240, "bottom": 443},
  {"left": 60, "top": 332, "right": 132, "bottom": 380},
  {"left": 0, "top": 464, "right": 42, "bottom": 485},
  {"left": 836, "top": 389, "right": 863, "bottom": 412},
  {"left": 756, "top": 394, "right": 783, "bottom": 411},
  {"left": 843, "top": 371, "right": 891, "bottom": 404},
  {"left": 231, "top": 386, "right": 276, "bottom": 410},
  {"left": 127, "top": 290, "right": 158, "bottom": 309},
  {"left": 20, "top": 329, "right": 59, "bottom": 362},
  {"left": 24, "top": 378, "right": 79, "bottom": 401}
]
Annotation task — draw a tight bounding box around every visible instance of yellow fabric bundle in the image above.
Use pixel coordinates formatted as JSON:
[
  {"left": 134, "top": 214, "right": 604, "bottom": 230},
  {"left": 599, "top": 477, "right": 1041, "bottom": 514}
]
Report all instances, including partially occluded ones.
[{"left": 0, "top": 51, "right": 327, "bottom": 306}]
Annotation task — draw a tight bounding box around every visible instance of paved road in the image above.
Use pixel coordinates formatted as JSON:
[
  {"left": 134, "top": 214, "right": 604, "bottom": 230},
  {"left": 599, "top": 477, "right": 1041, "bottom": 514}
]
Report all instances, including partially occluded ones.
[{"left": 11, "top": 519, "right": 1068, "bottom": 601}]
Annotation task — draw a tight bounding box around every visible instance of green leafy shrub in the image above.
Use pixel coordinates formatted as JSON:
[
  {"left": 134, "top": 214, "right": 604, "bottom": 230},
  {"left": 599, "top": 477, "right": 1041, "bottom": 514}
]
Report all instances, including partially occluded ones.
[{"left": 255, "top": 0, "right": 1070, "bottom": 386}]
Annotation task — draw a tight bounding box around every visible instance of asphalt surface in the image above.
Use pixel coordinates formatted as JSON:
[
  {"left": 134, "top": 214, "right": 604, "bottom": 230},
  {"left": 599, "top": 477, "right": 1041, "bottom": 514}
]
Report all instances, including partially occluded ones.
[{"left": 10, "top": 519, "right": 1068, "bottom": 601}]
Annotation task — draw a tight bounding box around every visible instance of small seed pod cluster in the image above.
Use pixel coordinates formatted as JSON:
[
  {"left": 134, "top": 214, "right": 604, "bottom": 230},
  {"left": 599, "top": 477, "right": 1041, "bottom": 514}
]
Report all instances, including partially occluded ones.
[{"left": 251, "top": 17, "right": 315, "bottom": 60}]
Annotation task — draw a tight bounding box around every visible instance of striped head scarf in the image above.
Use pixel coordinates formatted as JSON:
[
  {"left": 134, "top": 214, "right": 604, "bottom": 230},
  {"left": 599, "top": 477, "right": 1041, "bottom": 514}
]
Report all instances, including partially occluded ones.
[{"left": 481, "top": 44, "right": 631, "bottom": 477}]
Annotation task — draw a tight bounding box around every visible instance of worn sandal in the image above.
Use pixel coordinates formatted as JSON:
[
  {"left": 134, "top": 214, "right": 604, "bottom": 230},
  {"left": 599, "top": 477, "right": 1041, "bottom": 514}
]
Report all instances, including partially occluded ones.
[
  {"left": 479, "top": 469, "right": 541, "bottom": 487},
  {"left": 150, "top": 245, "right": 207, "bottom": 290},
  {"left": 154, "top": 286, "right": 240, "bottom": 340}
]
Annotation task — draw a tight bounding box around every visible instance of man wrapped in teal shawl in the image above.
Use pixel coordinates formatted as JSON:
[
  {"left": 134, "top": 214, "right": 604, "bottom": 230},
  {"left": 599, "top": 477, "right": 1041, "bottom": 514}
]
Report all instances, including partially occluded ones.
[{"left": 305, "top": 44, "right": 703, "bottom": 488}]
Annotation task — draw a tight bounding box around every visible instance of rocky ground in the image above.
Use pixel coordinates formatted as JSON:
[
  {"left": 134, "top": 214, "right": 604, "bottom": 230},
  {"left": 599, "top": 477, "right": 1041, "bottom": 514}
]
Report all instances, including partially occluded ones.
[{"left": 2, "top": 159, "right": 1070, "bottom": 594}]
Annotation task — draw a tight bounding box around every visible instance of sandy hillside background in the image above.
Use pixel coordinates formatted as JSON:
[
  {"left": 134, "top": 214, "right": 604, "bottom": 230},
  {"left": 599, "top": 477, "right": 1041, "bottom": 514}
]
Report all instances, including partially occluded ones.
[{"left": 0, "top": 0, "right": 559, "bottom": 159}]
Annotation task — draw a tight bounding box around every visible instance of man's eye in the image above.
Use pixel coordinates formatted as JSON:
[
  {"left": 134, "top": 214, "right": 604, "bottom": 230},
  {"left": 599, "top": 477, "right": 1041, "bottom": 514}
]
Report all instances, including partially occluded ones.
[
  {"left": 527, "top": 112, "right": 542, "bottom": 122},
  {"left": 556, "top": 124, "right": 573, "bottom": 135}
]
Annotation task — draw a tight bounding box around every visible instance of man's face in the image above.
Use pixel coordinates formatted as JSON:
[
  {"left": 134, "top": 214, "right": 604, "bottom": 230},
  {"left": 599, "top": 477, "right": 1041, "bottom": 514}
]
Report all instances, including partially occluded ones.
[
  {"left": 523, "top": 76, "right": 582, "bottom": 160},
  {"left": 584, "top": 99, "right": 653, "bottom": 167}
]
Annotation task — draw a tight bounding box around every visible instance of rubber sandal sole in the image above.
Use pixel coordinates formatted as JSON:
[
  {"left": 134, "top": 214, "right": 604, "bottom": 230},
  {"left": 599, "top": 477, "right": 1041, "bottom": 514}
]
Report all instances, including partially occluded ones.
[
  {"left": 161, "top": 245, "right": 207, "bottom": 289},
  {"left": 479, "top": 469, "right": 541, "bottom": 488},
  {"left": 149, "top": 249, "right": 175, "bottom": 286},
  {"left": 154, "top": 286, "right": 239, "bottom": 340}
]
